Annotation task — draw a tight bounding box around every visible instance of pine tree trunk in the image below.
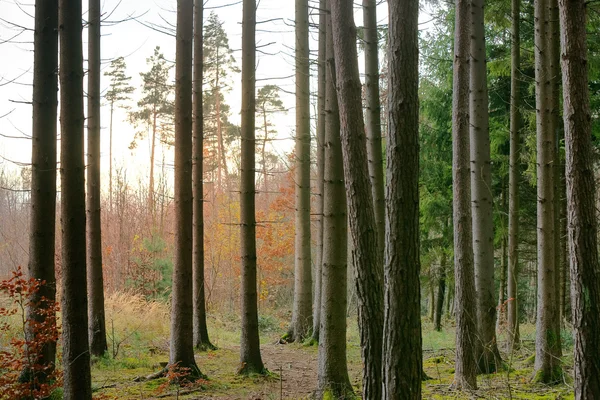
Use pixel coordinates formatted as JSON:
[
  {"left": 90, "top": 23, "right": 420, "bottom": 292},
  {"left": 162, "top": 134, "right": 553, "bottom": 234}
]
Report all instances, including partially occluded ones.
[
  {"left": 290, "top": 0, "right": 313, "bottom": 342},
  {"left": 559, "top": 0, "right": 600, "bottom": 396},
  {"left": 316, "top": 10, "right": 353, "bottom": 396},
  {"left": 170, "top": 0, "right": 201, "bottom": 376},
  {"left": 497, "top": 234, "right": 507, "bottom": 333},
  {"left": 470, "top": 0, "right": 502, "bottom": 373},
  {"left": 109, "top": 102, "right": 114, "bottom": 212},
  {"left": 239, "top": 0, "right": 265, "bottom": 375},
  {"left": 149, "top": 107, "right": 157, "bottom": 217},
  {"left": 549, "top": 0, "right": 563, "bottom": 359},
  {"left": 59, "top": 0, "right": 92, "bottom": 396},
  {"left": 434, "top": 252, "right": 447, "bottom": 332},
  {"left": 25, "top": 0, "right": 58, "bottom": 383},
  {"left": 312, "top": 0, "right": 327, "bottom": 342},
  {"left": 363, "top": 0, "right": 385, "bottom": 261},
  {"left": 193, "top": 0, "right": 214, "bottom": 351},
  {"left": 329, "top": 2, "right": 384, "bottom": 398},
  {"left": 452, "top": 0, "right": 478, "bottom": 389},
  {"left": 87, "top": 0, "right": 108, "bottom": 358},
  {"left": 507, "top": 0, "right": 521, "bottom": 352},
  {"left": 533, "top": 0, "right": 562, "bottom": 383},
  {"left": 383, "top": 1, "right": 422, "bottom": 396}
]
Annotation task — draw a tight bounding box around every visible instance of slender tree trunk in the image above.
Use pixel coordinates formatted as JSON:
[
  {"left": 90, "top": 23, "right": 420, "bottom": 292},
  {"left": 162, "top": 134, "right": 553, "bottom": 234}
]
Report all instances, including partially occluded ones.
[
  {"left": 429, "top": 283, "right": 435, "bottom": 322},
  {"left": 549, "top": 0, "right": 563, "bottom": 359},
  {"left": 59, "top": 0, "right": 92, "bottom": 397},
  {"left": 87, "top": 0, "right": 108, "bottom": 358},
  {"left": 109, "top": 102, "right": 114, "bottom": 212},
  {"left": 170, "top": 0, "right": 201, "bottom": 377},
  {"left": 239, "top": 0, "right": 265, "bottom": 375},
  {"left": 193, "top": 0, "right": 214, "bottom": 351},
  {"left": 312, "top": 0, "right": 327, "bottom": 342},
  {"left": 383, "top": 1, "right": 422, "bottom": 397},
  {"left": 363, "top": 0, "right": 385, "bottom": 261},
  {"left": 290, "top": 0, "right": 313, "bottom": 342},
  {"left": 329, "top": 2, "right": 384, "bottom": 398},
  {"left": 25, "top": 0, "right": 58, "bottom": 384},
  {"left": 497, "top": 234, "right": 507, "bottom": 332},
  {"left": 470, "top": 0, "right": 502, "bottom": 373},
  {"left": 316, "top": 10, "right": 352, "bottom": 396},
  {"left": 149, "top": 107, "right": 157, "bottom": 216},
  {"left": 452, "top": 0, "right": 478, "bottom": 389},
  {"left": 434, "top": 252, "right": 447, "bottom": 332},
  {"left": 533, "top": 0, "right": 562, "bottom": 383},
  {"left": 507, "top": 0, "right": 521, "bottom": 352},
  {"left": 559, "top": 0, "right": 600, "bottom": 396}
]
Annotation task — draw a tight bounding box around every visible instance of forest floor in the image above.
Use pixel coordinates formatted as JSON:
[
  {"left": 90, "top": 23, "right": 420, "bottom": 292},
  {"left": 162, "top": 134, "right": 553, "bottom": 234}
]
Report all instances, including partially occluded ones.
[{"left": 1, "top": 293, "right": 577, "bottom": 399}]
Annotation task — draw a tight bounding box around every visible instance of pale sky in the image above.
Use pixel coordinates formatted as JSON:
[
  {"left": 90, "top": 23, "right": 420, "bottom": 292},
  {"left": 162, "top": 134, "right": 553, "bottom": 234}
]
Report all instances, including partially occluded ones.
[{"left": 0, "top": 0, "right": 417, "bottom": 191}]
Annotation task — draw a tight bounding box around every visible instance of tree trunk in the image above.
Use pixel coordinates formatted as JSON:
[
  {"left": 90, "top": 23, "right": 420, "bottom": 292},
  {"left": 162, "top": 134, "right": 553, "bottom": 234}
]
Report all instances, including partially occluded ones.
[
  {"left": 239, "top": 0, "right": 265, "bottom": 375},
  {"left": 109, "top": 102, "right": 114, "bottom": 212},
  {"left": 312, "top": 0, "right": 327, "bottom": 342},
  {"left": 559, "top": 0, "right": 600, "bottom": 396},
  {"left": 149, "top": 106, "right": 157, "bottom": 217},
  {"left": 507, "top": 0, "right": 521, "bottom": 352},
  {"left": 25, "top": 0, "right": 58, "bottom": 384},
  {"left": 86, "top": 0, "right": 108, "bottom": 358},
  {"left": 549, "top": 0, "right": 563, "bottom": 359},
  {"left": 497, "top": 234, "right": 507, "bottom": 333},
  {"left": 363, "top": 0, "right": 385, "bottom": 262},
  {"left": 329, "top": 2, "right": 384, "bottom": 398},
  {"left": 383, "top": 1, "right": 422, "bottom": 397},
  {"left": 170, "top": 0, "right": 201, "bottom": 376},
  {"left": 434, "top": 252, "right": 447, "bottom": 332},
  {"left": 533, "top": 0, "right": 562, "bottom": 383},
  {"left": 290, "top": 0, "right": 313, "bottom": 342},
  {"left": 452, "top": 0, "right": 478, "bottom": 389},
  {"left": 193, "top": 0, "right": 214, "bottom": 351},
  {"left": 469, "top": 0, "right": 502, "bottom": 373},
  {"left": 316, "top": 9, "right": 353, "bottom": 396},
  {"left": 59, "top": 0, "right": 92, "bottom": 397}
]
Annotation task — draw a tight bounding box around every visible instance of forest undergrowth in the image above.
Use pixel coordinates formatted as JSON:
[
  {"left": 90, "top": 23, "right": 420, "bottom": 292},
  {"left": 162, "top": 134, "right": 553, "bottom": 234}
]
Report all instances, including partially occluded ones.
[{"left": 0, "top": 292, "right": 575, "bottom": 399}]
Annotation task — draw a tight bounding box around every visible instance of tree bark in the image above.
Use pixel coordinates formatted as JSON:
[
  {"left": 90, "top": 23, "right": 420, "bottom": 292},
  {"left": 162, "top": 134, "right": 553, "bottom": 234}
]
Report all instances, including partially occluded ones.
[
  {"left": 363, "top": 0, "right": 385, "bottom": 262},
  {"left": 435, "top": 252, "right": 447, "bottom": 332},
  {"left": 507, "top": 0, "right": 521, "bottom": 352},
  {"left": 497, "top": 234, "right": 507, "bottom": 333},
  {"left": 193, "top": 0, "right": 214, "bottom": 351},
  {"left": 533, "top": 0, "right": 562, "bottom": 383},
  {"left": 290, "top": 0, "right": 313, "bottom": 342},
  {"left": 170, "top": 0, "right": 201, "bottom": 376},
  {"left": 559, "top": 0, "right": 600, "bottom": 396},
  {"left": 25, "top": 0, "right": 58, "bottom": 383},
  {"left": 59, "top": 0, "right": 92, "bottom": 397},
  {"left": 383, "top": 1, "right": 423, "bottom": 397},
  {"left": 312, "top": 0, "right": 327, "bottom": 342},
  {"left": 452, "top": 0, "right": 478, "bottom": 389},
  {"left": 469, "top": 0, "right": 502, "bottom": 373},
  {"left": 329, "top": 2, "right": 384, "bottom": 398},
  {"left": 87, "top": 0, "right": 108, "bottom": 358},
  {"left": 316, "top": 9, "right": 353, "bottom": 396},
  {"left": 239, "top": 0, "right": 265, "bottom": 375}
]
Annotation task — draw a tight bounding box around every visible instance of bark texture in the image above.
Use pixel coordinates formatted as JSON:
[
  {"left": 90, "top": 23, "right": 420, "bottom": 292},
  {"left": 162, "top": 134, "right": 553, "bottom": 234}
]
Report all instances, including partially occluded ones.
[
  {"left": 507, "top": 0, "right": 521, "bottom": 351},
  {"left": 59, "top": 0, "right": 92, "bottom": 397},
  {"left": 290, "top": 0, "right": 313, "bottom": 342},
  {"left": 192, "top": 0, "right": 214, "bottom": 352},
  {"left": 559, "top": 0, "right": 600, "bottom": 396},
  {"left": 170, "top": 0, "right": 201, "bottom": 376},
  {"left": 239, "top": 0, "right": 265, "bottom": 375},
  {"left": 329, "top": 2, "right": 384, "bottom": 398},
  {"left": 533, "top": 0, "right": 562, "bottom": 383},
  {"left": 452, "top": 0, "right": 478, "bottom": 389},
  {"left": 469, "top": 0, "right": 502, "bottom": 373},
  {"left": 383, "top": 0, "right": 422, "bottom": 398},
  {"left": 26, "top": 0, "right": 58, "bottom": 382},
  {"left": 87, "top": 0, "right": 108, "bottom": 358},
  {"left": 316, "top": 10, "right": 353, "bottom": 397},
  {"left": 312, "top": 0, "right": 327, "bottom": 342},
  {"left": 434, "top": 253, "right": 447, "bottom": 332},
  {"left": 363, "top": 0, "right": 385, "bottom": 262}
]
